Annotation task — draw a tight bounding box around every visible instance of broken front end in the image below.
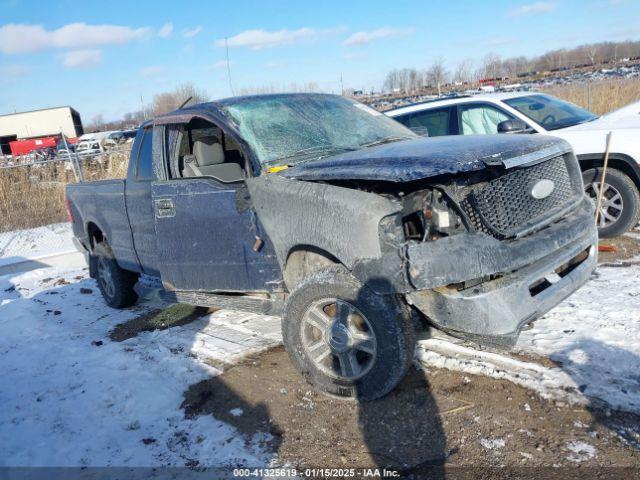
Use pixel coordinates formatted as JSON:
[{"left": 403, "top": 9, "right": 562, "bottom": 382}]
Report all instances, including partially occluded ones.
[{"left": 379, "top": 150, "right": 597, "bottom": 347}]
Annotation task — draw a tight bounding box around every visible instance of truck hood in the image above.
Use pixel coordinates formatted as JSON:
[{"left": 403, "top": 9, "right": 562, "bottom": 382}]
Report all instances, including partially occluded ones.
[{"left": 280, "top": 135, "right": 570, "bottom": 183}]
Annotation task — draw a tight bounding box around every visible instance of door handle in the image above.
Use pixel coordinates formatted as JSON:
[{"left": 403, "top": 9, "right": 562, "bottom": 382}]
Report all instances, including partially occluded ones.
[{"left": 154, "top": 198, "right": 175, "bottom": 218}]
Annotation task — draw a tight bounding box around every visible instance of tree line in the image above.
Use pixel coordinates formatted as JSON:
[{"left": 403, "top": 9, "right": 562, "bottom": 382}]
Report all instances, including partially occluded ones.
[
  {"left": 88, "top": 39, "right": 640, "bottom": 131},
  {"left": 383, "top": 40, "right": 640, "bottom": 93}
]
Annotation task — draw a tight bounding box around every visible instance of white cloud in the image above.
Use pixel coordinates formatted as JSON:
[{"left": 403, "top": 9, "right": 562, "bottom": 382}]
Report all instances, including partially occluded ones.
[
  {"left": 140, "top": 65, "right": 164, "bottom": 76},
  {"left": 507, "top": 2, "right": 556, "bottom": 17},
  {"left": 215, "top": 27, "right": 315, "bottom": 50},
  {"left": 2, "top": 63, "right": 31, "bottom": 77},
  {"left": 61, "top": 49, "right": 102, "bottom": 68},
  {"left": 158, "top": 22, "right": 173, "bottom": 38},
  {"left": 183, "top": 26, "right": 202, "bottom": 38},
  {"left": 343, "top": 27, "right": 413, "bottom": 46},
  {"left": 211, "top": 60, "right": 229, "bottom": 69},
  {"left": 0, "top": 23, "right": 148, "bottom": 54}
]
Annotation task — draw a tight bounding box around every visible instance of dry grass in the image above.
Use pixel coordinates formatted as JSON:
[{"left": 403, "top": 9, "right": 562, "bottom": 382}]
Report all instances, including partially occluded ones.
[
  {"left": 0, "top": 148, "right": 130, "bottom": 232},
  {"left": 542, "top": 78, "right": 640, "bottom": 115}
]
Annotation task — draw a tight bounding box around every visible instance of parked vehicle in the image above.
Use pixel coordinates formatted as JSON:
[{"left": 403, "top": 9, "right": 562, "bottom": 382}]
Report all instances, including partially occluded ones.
[
  {"left": 56, "top": 137, "right": 76, "bottom": 156},
  {"left": 9, "top": 136, "right": 58, "bottom": 156},
  {"left": 66, "top": 93, "right": 597, "bottom": 400},
  {"left": 75, "top": 131, "right": 114, "bottom": 156},
  {"left": 75, "top": 140, "right": 102, "bottom": 156},
  {"left": 386, "top": 92, "right": 640, "bottom": 237}
]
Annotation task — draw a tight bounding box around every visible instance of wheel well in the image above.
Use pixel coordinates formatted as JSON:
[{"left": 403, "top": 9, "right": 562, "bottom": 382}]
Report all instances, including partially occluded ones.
[
  {"left": 578, "top": 154, "right": 640, "bottom": 191},
  {"left": 86, "top": 222, "right": 104, "bottom": 250},
  {"left": 283, "top": 246, "right": 340, "bottom": 291}
]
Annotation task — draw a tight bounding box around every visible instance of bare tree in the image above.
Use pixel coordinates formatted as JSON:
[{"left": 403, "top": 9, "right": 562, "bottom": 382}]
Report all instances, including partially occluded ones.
[
  {"left": 453, "top": 59, "right": 475, "bottom": 84},
  {"left": 586, "top": 44, "right": 600, "bottom": 66},
  {"left": 150, "top": 83, "right": 209, "bottom": 116},
  {"left": 383, "top": 68, "right": 422, "bottom": 93},
  {"left": 426, "top": 57, "right": 449, "bottom": 95},
  {"left": 87, "top": 114, "right": 105, "bottom": 132},
  {"left": 480, "top": 53, "right": 503, "bottom": 80}
]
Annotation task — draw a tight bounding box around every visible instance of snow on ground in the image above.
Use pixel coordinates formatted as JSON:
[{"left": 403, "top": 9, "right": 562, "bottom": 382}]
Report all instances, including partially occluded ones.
[
  {"left": 0, "top": 266, "right": 280, "bottom": 467},
  {"left": 565, "top": 441, "right": 597, "bottom": 463},
  {"left": 417, "top": 262, "right": 640, "bottom": 414},
  {"left": 1, "top": 223, "right": 639, "bottom": 466},
  {"left": 0, "top": 223, "right": 74, "bottom": 267}
]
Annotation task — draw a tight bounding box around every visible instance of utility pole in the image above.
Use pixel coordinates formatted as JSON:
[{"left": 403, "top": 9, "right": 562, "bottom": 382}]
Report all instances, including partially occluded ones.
[{"left": 225, "top": 37, "right": 236, "bottom": 96}]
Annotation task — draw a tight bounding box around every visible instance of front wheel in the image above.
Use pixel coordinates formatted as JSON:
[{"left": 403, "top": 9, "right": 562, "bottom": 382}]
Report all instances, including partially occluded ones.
[
  {"left": 583, "top": 168, "right": 640, "bottom": 238},
  {"left": 93, "top": 241, "right": 139, "bottom": 308},
  {"left": 282, "top": 265, "right": 415, "bottom": 401}
]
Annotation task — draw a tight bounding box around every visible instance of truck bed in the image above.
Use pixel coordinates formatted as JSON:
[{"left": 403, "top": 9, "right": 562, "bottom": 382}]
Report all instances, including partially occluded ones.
[{"left": 66, "top": 180, "right": 141, "bottom": 273}]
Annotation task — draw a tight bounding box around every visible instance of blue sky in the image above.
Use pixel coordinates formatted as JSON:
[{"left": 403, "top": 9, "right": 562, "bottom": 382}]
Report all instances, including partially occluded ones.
[{"left": 1, "top": 0, "right": 639, "bottom": 121}]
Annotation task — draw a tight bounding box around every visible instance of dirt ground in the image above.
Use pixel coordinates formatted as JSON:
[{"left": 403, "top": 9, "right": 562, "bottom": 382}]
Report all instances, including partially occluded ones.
[
  {"left": 181, "top": 347, "right": 639, "bottom": 478},
  {"left": 140, "top": 232, "right": 640, "bottom": 477},
  {"left": 597, "top": 231, "right": 640, "bottom": 264}
]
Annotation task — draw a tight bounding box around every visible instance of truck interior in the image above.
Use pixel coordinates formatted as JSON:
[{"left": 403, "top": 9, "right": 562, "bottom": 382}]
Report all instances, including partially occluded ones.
[{"left": 173, "top": 118, "right": 246, "bottom": 183}]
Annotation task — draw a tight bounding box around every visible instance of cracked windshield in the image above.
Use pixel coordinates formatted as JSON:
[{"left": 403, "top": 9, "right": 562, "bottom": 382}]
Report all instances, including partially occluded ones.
[{"left": 222, "top": 94, "right": 416, "bottom": 167}]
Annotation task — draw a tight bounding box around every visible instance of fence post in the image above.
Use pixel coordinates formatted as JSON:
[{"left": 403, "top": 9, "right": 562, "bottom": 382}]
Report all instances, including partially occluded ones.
[{"left": 60, "top": 132, "right": 83, "bottom": 182}]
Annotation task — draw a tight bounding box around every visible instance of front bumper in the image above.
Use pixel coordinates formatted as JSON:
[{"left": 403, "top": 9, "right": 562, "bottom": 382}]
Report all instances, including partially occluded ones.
[{"left": 404, "top": 196, "right": 598, "bottom": 347}]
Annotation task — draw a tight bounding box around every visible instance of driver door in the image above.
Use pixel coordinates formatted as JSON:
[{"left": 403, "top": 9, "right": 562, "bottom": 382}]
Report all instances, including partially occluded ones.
[{"left": 151, "top": 121, "right": 281, "bottom": 292}]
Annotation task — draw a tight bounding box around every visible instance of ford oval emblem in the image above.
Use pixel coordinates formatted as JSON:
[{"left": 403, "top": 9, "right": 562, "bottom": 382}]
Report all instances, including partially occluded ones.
[{"left": 531, "top": 179, "right": 555, "bottom": 199}]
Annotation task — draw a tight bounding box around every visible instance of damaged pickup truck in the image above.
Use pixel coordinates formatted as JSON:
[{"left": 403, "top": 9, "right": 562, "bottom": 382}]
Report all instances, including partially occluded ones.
[{"left": 66, "top": 93, "right": 598, "bottom": 400}]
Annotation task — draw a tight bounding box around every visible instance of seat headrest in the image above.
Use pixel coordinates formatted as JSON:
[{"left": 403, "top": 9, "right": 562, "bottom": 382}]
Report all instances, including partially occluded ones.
[{"left": 193, "top": 136, "right": 224, "bottom": 166}]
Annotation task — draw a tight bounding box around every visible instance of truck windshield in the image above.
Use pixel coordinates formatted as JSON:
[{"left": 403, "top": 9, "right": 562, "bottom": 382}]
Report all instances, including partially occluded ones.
[
  {"left": 221, "top": 94, "right": 416, "bottom": 167},
  {"left": 504, "top": 94, "right": 598, "bottom": 131}
]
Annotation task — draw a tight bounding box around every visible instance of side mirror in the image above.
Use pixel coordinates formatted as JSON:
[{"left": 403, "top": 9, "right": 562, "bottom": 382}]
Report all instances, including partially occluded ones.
[{"left": 497, "top": 118, "right": 530, "bottom": 134}]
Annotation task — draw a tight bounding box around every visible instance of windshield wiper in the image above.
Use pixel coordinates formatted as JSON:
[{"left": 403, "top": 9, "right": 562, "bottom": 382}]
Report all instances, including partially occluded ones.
[
  {"left": 271, "top": 144, "right": 358, "bottom": 164},
  {"left": 359, "top": 135, "right": 414, "bottom": 149}
]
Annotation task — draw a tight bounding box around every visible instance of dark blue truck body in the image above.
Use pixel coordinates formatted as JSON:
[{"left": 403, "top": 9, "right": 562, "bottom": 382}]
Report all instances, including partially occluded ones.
[{"left": 65, "top": 94, "right": 597, "bottom": 349}]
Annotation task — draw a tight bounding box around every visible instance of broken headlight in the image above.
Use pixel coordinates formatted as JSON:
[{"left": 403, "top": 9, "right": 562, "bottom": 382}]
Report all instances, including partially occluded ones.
[{"left": 401, "top": 188, "right": 466, "bottom": 241}]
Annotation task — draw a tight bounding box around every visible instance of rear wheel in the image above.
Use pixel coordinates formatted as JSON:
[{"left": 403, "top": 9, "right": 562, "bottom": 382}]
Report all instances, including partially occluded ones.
[
  {"left": 282, "top": 265, "right": 415, "bottom": 401},
  {"left": 93, "top": 241, "right": 139, "bottom": 308},
  {"left": 583, "top": 168, "right": 640, "bottom": 238}
]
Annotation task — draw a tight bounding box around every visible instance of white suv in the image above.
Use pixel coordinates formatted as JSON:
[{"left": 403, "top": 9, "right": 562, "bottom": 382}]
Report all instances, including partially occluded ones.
[{"left": 386, "top": 92, "right": 640, "bottom": 237}]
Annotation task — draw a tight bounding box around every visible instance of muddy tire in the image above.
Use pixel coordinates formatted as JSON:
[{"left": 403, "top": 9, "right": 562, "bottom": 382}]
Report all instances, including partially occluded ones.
[
  {"left": 282, "top": 265, "right": 415, "bottom": 401},
  {"left": 93, "top": 241, "right": 139, "bottom": 309},
  {"left": 583, "top": 168, "right": 640, "bottom": 238}
]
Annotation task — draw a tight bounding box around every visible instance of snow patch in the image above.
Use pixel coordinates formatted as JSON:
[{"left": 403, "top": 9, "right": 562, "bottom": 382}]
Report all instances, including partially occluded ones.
[
  {"left": 0, "top": 266, "right": 280, "bottom": 467},
  {"left": 479, "top": 437, "right": 505, "bottom": 450},
  {"left": 565, "top": 441, "right": 596, "bottom": 463},
  {"left": 0, "top": 223, "right": 74, "bottom": 267}
]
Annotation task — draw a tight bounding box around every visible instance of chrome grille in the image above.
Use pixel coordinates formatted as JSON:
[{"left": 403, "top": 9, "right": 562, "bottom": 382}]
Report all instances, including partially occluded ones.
[{"left": 460, "top": 156, "right": 581, "bottom": 238}]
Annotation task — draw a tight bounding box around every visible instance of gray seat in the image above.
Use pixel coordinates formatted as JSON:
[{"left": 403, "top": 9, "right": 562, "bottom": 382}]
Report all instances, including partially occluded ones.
[{"left": 183, "top": 136, "right": 244, "bottom": 182}]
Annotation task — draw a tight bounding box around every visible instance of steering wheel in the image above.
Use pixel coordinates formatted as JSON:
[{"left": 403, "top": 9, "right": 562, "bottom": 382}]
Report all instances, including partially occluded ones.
[{"left": 541, "top": 114, "right": 557, "bottom": 126}]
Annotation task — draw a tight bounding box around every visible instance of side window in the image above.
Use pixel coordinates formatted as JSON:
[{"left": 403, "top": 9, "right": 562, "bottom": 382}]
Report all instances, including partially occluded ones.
[
  {"left": 135, "top": 128, "right": 153, "bottom": 180},
  {"left": 459, "top": 104, "right": 513, "bottom": 135},
  {"left": 407, "top": 107, "right": 452, "bottom": 137},
  {"left": 170, "top": 118, "right": 246, "bottom": 184}
]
